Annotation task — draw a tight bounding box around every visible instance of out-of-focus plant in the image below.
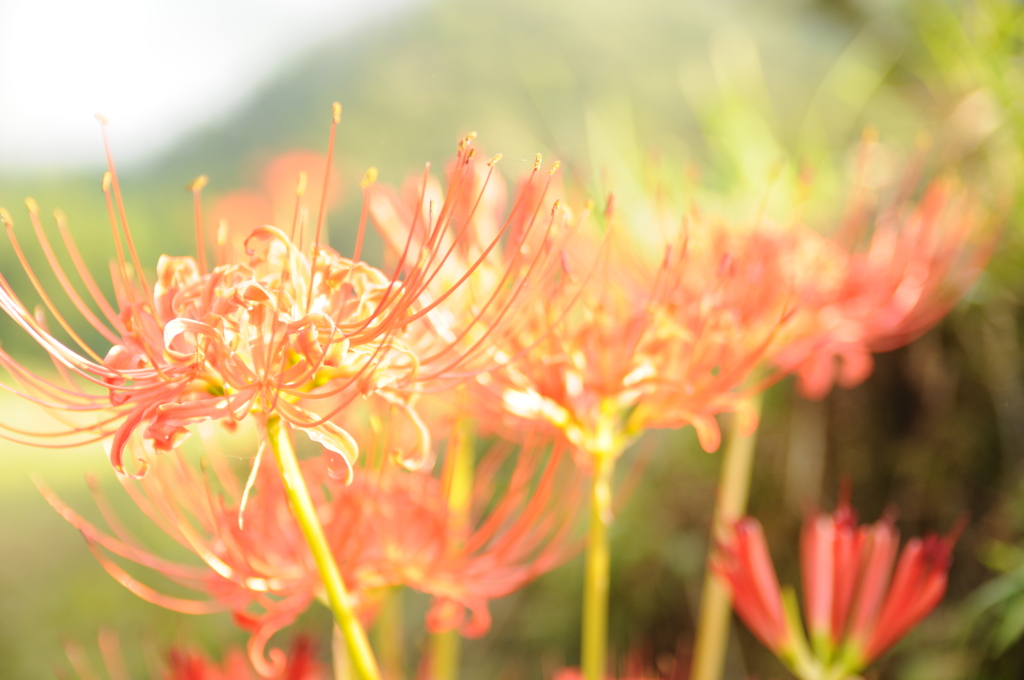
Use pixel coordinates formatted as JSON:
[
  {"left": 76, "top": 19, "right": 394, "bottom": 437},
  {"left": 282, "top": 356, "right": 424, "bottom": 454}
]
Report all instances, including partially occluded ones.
[
  {"left": 61, "top": 631, "right": 327, "bottom": 680},
  {"left": 716, "top": 488, "right": 961, "bottom": 680}
]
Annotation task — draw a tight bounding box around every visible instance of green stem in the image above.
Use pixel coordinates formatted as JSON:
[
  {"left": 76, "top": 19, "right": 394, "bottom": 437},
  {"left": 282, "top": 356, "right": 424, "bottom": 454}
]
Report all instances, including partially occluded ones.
[
  {"left": 427, "top": 629, "right": 461, "bottom": 680},
  {"left": 333, "top": 624, "right": 354, "bottom": 680},
  {"left": 266, "top": 416, "right": 381, "bottom": 680},
  {"left": 373, "top": 588, "right": 406, "bottom": 680},
  {"left": 427, "top": 418, "right": 475, "bottom": 680},
  {"left": 689, "top": 394, "right": 764, "bottom": 680},
  {"left": 581, "top": 452, "right": 615, "bottom": 680}
]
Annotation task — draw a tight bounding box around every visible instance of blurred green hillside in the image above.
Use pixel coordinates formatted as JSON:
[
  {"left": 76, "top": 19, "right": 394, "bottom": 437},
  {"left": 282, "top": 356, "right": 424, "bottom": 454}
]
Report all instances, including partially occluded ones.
[{"left": 2, "top": 0, "right": 1024, "bottom": 679}]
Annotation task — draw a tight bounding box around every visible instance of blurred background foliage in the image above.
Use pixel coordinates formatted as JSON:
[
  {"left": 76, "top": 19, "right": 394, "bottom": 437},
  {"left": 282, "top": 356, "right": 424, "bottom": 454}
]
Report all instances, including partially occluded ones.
[{"left": 3, "top": 0, "right": 1024, "bottom": 678}]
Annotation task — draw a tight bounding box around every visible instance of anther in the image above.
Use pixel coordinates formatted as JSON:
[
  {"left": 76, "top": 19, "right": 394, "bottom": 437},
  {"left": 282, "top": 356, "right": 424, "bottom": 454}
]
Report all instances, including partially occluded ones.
[
  {"left": 297, "top": 172, "right": 308, "bottom": 197},
  {"left": 488, "top": 153, "right": 502, "bottom": 167},
  {"left": 332, "top": 102, "right": 342, "bottom": 124},
  {"left": 549, "top": 161, "right": 560, "bottom": 175},
  {"left": 360, "top": 167, "right": 378, "bottom": 189},
  {"left": 551, "top": 199, "right": 561, "bottom": 216},
  {"left": 102, "top": 171, "right": 112, "bottom": 192},
  {"left": 95, "top": 113, "right": 109, "bottom": 126},
  {"left": 24, "top": 197, "right": 40, "bottom": 216},
  {"left": 187, "top": 175, "right": 209, "bottom": 193},
  {"left": 0, "top": 208, "right": 12, "bottom": 227},
  {"left": 533, "top": 154, "right": 543, "bottom": 171}
]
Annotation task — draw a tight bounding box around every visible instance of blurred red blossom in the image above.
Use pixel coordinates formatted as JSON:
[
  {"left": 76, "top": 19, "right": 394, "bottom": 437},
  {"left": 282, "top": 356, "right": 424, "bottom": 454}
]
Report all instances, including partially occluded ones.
[
  {"left": 41, "top": 413, "right": 582, "bottom": 676},
  {"left": 714, "top": 490, "right": 961, "bottom": 679}
]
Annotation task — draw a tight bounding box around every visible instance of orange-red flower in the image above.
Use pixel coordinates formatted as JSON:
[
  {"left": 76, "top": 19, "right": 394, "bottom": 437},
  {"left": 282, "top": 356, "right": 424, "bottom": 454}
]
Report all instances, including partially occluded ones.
[
  {"left": 164, "top": 637, "right": 325, "bottom": 680},
  {"left": 714, "top": 492, "right": 960, "bottom": 679},
  {"left": 771, "top": 157, "right": 992, "bottom": 400},
  {"left": 0, "top": 128, "right": 556, "bottom": 480},
  {"left": 368, "top": 155, "right": 792, "bottom": 463},
  {"left": 41, "top": 415, "right": 582, "bottom": 676},
  {"left": 62, "top": 631, "right": 325, "bottom": 680}
]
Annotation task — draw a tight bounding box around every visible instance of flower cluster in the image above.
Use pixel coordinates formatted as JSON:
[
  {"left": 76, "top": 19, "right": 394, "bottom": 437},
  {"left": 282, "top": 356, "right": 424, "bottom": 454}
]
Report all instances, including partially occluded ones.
[
  {"left": 368, "top": 157, "right": 792, "bottom": 468},
  {"left": 1, "top": 111, "right": 990, "bottom": 680}
]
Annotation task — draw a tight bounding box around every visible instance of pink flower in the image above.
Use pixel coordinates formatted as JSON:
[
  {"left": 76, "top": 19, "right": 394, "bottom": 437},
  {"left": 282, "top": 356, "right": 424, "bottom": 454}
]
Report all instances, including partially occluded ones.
[{"left": 715, "top": 492, "right": 960, "bottom": 678}]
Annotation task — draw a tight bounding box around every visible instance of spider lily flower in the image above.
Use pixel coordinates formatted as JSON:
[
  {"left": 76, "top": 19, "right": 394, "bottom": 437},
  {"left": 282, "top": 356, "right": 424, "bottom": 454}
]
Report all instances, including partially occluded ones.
[
  {"left": 369, "top": 155, "right": 792, "bottom": 463},
  {"left": 553, "top": 670, "right": 657, "bottom": 680},
  {"left": 771, "top": 151, "right": 992, "bottom": 400},
  {"left": 62, "top": 631, "right": 325, "bottom": 680},
  {"left": 40, "top": 415, "right": 582, "bottom": 677},
  {"left": 164, "top": 636, "right": 325, "bottom": 680},
  {"left": 551, "top": 644, "right": 681, "bottom": 680},
  {"left": 366, "top": 147, "right": 574, "bottom": 399},
  {"left": 0, "top": 120, "right": 549, "bottom": 480},
  {"left": 715, "top": 494, "right": 961, "bottom": 680}
]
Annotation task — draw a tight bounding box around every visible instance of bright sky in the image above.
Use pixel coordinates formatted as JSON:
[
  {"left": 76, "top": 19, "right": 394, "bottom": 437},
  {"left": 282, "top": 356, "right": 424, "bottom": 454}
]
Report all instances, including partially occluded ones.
[{"left": 0, "top": 0, "right": 412, "bottom": 170}]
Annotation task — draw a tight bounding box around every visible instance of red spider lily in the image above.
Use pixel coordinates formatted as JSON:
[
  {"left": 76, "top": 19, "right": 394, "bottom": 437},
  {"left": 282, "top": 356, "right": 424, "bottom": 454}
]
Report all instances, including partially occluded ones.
[
  {"left": 551, "top": 645, "right": 685, "bottom": 680},
  {"left": 714, "top": 493, "right": 961, "bottom": 679},
  {"left": 0, "top": 119, "right": 559, "bottom": 479},
  {"left": 368, "top": 155, "right": 792, "bottom": 463},
  {"left": 61, "top": 631, "right": 325, "bottom": 680},
  {"left": 553, "top": 670, "right": 658, "bottom": 680},
  {"left": 40, "top": 417, "right": 583, "bottom": 677},
  {"left": 210, "top": 151, "right": 343, "bottom": 264},
  {"left": 771, "top": 149, "right": 992, "bottom": 400},
  {"left": 165, "top": 637, "right": 325, "bottom": 680}
]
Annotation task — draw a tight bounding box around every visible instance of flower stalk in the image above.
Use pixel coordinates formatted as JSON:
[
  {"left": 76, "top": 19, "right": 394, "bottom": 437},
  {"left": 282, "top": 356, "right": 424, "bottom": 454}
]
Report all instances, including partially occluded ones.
[
  {"left": 579, "top": 403, "right": 625, "bottom": 680},
  {"left": 267, "top": 416, "right": 381, "bottom": 680},
  {"left": 581, "top": 450, "right": 616, "bottom": 680},
  {"left": 427, "top": 417, "right": 476, "bottom": 680},
  {"left": 690, "top": 393, "right": 764, "bottom": 680}
]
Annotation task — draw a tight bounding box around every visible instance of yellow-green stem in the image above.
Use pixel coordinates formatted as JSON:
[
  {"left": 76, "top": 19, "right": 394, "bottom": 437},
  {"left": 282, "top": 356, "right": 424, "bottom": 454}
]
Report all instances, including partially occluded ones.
[
  {"left": 267, "top": 416, "right": 381, "bottom": 680},
  {"left": 690, "top": 394, "right": 764, "bottom": 680},
  {"left": 333, "top": 624, "right": 354, "bottom": 680},
  {"left": 427, "top": 630, "right": 461, "bottom": 680},
  {"left": 581, "top": 452, "right": 615, "bottom": 680},
  {"left": 373, "top": 588, "right": 406, "bottom": 680},
  {"left": 427, "top": 418, "right": 475, "bottom": 680}
]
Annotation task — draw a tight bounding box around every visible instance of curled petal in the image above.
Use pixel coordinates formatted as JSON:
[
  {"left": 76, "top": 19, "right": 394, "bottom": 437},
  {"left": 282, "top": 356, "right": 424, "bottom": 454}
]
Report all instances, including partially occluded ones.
[
  {"left": 837, "top": 348, "right": 874, "bottom": 390},
  {"left": 109, "top": 406, "right": 150, "bottom": 478},
  {"left": 690, "top": 414, "right": 722, "bottom": 453},
  {"left": 277, "top": 401, "right": 359, "bottom": 483},
  {"left": 379, "top": 392, "right": 433, "bottom": 471},
  {"left": 246, "top": 614, "right": 292, "bottom": 679}
]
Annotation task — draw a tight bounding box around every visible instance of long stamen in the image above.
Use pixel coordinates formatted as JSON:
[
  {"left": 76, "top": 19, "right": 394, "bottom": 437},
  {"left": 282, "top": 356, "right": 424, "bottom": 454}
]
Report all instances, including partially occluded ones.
[
  {"left": 2, "top": 204, "right": 105, "bottom": 362},
  {"left": 41, "top": 210, "right": 122, "bottom": 342},
  {"left": 189, "top": 175, "right": 209, "bottom": 275},
  {"left": 101, "top": 173, "right": 169, "bottom": 380},
  {"left": 290, "top": 171, "right": 307, "bottom": 243},
  {"left": 53, "top": 209, "right": 125, "bottom": 334},
  {"left": 98, "top": 117, "right": 152, "bottom": 302},
  {"left": 306, "top": 102, "right": 341, "bottom": 313}
]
